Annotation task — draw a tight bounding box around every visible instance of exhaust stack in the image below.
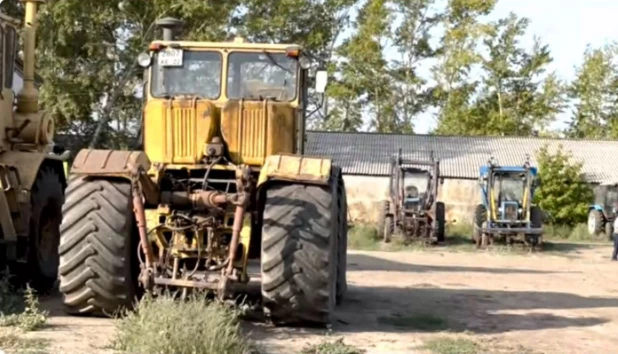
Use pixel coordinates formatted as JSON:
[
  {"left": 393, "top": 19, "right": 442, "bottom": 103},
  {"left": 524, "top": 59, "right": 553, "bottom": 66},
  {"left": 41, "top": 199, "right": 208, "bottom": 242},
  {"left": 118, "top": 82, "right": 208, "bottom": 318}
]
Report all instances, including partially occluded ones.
[
  {"left": 155, "top": 17, "right": 184, "bottom": 41},
  {"left": 16, "top": 0, "right": 45, "bottom": 114}
]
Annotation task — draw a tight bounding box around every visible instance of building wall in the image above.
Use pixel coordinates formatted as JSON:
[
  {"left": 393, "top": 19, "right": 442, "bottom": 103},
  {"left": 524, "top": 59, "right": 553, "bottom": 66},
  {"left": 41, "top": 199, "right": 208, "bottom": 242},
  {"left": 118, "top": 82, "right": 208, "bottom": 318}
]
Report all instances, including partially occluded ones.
[
  {"left": 344, "top": 175, "right": 483, "bottom": 226},
  {"left": 344, "top": 174, "right": 604, "bottom": 226}
]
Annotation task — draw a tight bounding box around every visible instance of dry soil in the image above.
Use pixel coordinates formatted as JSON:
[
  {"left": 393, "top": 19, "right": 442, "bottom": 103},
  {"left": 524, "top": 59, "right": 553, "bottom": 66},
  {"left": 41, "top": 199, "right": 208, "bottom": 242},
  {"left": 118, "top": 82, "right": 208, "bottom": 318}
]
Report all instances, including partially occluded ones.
[{"left": 5, "top": 241, "right": 618, "bottom": 354}]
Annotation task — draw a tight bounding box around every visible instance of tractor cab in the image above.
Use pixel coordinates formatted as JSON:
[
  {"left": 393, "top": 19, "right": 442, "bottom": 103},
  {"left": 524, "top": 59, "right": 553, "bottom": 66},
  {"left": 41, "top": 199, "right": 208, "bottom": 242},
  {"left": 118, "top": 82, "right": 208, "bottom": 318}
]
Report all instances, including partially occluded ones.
[
  {"left": 377, "top": 148, "right": 446, "bottom": 243},
  {"left": 401, "top": 168, "right": 431, "bottom": 212},
  {"left": 487, "top": 169, "right": 530, "bottom": 220},
  {"left": 587, "top": 182, "right": 618, "bottom": 237},
  {"left": 474, "top": 156, "right": 543, "bottom": 247},
  {"left": 135, "top": 18, "right": 328, "bottom": 167}
]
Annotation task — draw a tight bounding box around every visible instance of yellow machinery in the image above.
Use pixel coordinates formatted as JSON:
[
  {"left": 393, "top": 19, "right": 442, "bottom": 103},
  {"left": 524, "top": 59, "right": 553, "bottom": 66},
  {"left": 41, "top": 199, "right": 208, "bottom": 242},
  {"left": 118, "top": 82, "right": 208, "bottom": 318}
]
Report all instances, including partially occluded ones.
[
  {"left": 0, "top": 0, "right": 68, "bottom": 290},
  {"left": 58, "top": 18, "right": 348, "bottom": 325}
]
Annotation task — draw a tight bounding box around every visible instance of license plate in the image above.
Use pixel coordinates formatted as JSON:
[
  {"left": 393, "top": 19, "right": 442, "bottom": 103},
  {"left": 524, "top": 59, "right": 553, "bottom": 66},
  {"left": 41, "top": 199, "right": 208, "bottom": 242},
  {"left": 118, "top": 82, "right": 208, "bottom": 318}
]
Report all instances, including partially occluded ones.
[{"left": 158, "top": 48, "right": 183, "bottom": 67}]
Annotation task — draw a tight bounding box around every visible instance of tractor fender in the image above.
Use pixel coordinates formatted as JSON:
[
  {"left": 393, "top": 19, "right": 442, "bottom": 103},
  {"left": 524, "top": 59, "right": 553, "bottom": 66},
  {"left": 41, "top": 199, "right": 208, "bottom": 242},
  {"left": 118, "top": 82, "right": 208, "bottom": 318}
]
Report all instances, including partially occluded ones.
[
  {"left": 257, "top": 154, "right": 332, "bottom": 188},
  {"left": 0, "top": 151, "right": 68, "bottom": 191},
  {"left": 69, "top": 149, "right": 158, "bottom": 205}
]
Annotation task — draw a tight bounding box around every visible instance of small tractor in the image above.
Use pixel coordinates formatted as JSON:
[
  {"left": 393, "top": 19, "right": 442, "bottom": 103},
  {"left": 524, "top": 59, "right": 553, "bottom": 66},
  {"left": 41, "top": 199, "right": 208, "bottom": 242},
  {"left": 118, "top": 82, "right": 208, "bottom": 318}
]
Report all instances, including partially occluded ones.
[
  {"left": 588, "top": 182, "right": 618, "bottom": 239},
  {"left": 377, "top": 149, "right": 445, "bottom": 244},
  {"left": 473, "top": 156, "right": 543, "bottom": 248},
  {"left": 0, "top": 0, "right": 68, "bottom": 290},
  {"left": 57, "top": 18, "right": 347, "bottom": 326}
]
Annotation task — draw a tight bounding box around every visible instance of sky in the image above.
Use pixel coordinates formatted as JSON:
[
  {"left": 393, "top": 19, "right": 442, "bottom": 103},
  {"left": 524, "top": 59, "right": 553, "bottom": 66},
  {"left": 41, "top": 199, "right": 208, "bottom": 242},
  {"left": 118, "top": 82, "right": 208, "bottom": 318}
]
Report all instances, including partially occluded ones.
[{"left": 367, "top": 0, "right": 618, "bottom": 134}]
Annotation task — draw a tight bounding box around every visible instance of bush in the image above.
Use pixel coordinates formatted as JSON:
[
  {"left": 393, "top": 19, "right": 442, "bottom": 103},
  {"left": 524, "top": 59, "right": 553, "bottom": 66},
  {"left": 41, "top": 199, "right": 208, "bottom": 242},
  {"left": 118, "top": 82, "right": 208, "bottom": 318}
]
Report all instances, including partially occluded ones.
[
  {"left": 534, "top": 144, "right": 593, "bottom": 226},
  {"left": 301, "top": 337, "right": 365, "bottom": 354},
  {"left": 0, "top": 272, "right": 48, "bottom": 332},
  {"left": 348, "top": 224, "right": 380, "bottom": 250},
  {"left": 111, "top": 292, "right": 251, "bottom": 354},
  {"left": 544, "top": 223, "right": 601, "bottom": 241}
]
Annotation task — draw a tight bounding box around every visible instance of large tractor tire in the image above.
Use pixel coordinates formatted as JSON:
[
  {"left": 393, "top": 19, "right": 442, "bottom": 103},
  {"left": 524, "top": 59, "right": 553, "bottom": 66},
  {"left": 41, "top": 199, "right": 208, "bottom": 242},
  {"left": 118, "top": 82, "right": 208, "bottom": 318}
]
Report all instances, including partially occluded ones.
[
  {"left": 473, "top": 204, "right": 487, "bottom": 243},
  {"left": 261, "top": 181, "right": 339, "bottom": 326},
  {"left": 527, "top": 206, "right": 544, "bottom": 246},
  {"left": 58, "top": 177, "right": 138, "bottom": 316},
  {"left": 27, "top": 166, "right": 65, "bottom": 293},
  {"left": 336, "top": 177, "right": 348, "bottom": 305},
  {"left": 435, "top": 201, "right": 446, "bottom": 243},
  {"left": 587, "top": 209, "right": 604, "bottom": 236}
]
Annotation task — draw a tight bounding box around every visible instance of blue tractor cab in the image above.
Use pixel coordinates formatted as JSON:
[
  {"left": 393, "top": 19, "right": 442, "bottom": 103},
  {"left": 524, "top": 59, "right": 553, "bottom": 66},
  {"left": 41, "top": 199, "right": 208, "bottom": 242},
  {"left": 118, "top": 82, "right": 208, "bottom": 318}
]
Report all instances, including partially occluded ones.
[
  {"left": 588, "top": 182, "right": 618, "bottom": 239},
  {"left": 473, "top": 156, "right": 544, "bottom": 248}
]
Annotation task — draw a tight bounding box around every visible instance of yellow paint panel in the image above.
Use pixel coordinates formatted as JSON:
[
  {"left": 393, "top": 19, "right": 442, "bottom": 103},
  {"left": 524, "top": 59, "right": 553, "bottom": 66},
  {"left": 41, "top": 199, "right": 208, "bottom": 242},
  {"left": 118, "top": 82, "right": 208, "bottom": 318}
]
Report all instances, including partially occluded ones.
[
  {"left": 144, "top": 99, "right": 220, "bottom": 164},
  {"left": 257, "top": 154, "right": 332, "bottom": 186},
  {"left": 221, "top": 100, "right": 296, "bottom": 166}
]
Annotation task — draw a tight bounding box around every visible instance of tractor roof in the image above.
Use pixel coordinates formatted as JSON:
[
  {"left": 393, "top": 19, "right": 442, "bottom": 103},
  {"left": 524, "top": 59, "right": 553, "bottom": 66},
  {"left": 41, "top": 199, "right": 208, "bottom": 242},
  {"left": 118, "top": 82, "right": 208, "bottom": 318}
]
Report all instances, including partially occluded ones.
[
  {"left": 480, "top": 165, "right": 538, "bottom": 176},
  {"left": 149, "top": 39, "right": 301, "bottom": 53}
]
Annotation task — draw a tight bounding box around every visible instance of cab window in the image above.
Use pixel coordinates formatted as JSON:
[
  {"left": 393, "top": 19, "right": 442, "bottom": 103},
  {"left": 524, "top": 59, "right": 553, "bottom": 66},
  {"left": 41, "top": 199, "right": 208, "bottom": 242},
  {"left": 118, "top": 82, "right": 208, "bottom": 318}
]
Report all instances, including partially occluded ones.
[
  {"left": 226, "top": 52, "right": 298, "bottom": 101},
  {"left": 151, "top": 50, "right": 222, "bottom": 99}
]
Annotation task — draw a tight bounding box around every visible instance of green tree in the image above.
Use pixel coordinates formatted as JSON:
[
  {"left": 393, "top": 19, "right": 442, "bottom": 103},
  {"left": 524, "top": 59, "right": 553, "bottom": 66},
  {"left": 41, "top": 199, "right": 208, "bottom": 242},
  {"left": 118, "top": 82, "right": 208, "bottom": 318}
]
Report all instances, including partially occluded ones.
[
  {"left": 470, "top": 14, "right": 566, "bottom": 136},
  {"left": 326, "top": 0, "right": 395, "bottom": 132},
  {"left": 534, "top": 144, "right": 593, "bottom": 226},
  {"left": 432, "top": 0, "right": 497, "bottom": 135},
  {"left": 387, "top": 0, "right": 440, "bottom": 133},
  {"left": 567, "top": 43, "right": 618, "bottom": 138},
  {"left": 25, "top": 0, "right": 242, "bottom": 149},
  {"left": 3, "top": 0, "right": 355, "bottom": 148}
]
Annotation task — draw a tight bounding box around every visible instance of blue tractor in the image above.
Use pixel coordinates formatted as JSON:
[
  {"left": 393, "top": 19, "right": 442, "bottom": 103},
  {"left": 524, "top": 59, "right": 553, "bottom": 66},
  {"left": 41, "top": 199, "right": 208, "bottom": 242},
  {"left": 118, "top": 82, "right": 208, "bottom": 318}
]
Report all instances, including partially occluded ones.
[
  {"left": 587, "top": 182, "right": 618, "bottom": 240},
  {"left": 473, "top": 156, "right": 544, "bottom": 248}
]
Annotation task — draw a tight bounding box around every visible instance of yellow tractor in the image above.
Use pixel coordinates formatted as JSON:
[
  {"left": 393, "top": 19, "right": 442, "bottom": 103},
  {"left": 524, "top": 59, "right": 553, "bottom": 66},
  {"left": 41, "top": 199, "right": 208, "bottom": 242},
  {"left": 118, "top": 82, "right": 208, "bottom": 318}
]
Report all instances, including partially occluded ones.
[
  {"left": 58, "top": 18, "right": 348, "bottom": 325},
  {"left": 0, "top": 0, "right": 68, "bottom": 291}
]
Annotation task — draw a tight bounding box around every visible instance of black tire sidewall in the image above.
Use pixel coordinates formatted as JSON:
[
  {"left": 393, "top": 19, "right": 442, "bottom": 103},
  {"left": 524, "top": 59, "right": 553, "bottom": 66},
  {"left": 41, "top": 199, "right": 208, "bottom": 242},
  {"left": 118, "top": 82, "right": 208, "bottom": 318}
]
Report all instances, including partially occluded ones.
[{"left": 29, "top": 167, "right": 64, "bottom": 292}]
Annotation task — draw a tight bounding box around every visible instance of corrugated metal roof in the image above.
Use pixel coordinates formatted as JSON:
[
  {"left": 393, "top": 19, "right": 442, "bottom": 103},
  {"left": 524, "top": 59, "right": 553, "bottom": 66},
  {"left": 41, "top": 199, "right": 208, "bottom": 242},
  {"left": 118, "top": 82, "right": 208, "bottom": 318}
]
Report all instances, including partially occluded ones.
[{"left": 305, "top": 131, "right": 618, "bottom": 183}]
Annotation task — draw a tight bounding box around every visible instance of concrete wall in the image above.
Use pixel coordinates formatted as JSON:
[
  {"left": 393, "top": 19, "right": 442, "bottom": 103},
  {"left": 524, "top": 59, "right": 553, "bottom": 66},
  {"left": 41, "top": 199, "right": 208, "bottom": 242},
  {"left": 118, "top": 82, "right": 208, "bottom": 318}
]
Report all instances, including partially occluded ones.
[
  {"left": 345, "top": 174, "right": 604, "bottom": 226},
  {"left": 344, "top": 175, "right": 480, "bottom": 225}
]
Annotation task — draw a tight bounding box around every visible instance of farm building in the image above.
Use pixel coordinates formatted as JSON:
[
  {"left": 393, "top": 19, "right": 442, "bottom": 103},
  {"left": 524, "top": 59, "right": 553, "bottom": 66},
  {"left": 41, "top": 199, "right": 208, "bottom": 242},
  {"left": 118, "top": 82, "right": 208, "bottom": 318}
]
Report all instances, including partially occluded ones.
[{"left": 304, "top": 131, "right": 618, "bottom": 225}]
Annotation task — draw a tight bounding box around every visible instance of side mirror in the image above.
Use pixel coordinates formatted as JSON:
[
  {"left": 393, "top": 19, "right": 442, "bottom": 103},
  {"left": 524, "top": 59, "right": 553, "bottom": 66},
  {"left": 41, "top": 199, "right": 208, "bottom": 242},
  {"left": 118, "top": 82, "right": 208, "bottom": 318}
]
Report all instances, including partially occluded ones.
[
  {"left": 315, "top": 70, "right": 328, "bottom": 93},
  {"left": 137, "top": 52, "right": 152, "bottom": 68}
]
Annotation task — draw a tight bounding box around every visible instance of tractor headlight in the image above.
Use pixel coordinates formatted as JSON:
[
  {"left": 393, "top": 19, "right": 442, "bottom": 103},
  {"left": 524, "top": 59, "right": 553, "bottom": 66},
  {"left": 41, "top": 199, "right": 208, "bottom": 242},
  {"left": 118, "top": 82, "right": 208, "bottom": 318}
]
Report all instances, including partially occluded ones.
[
  {"left": 299, "top": 56, "right": 311, "bottom": 70},
  {"left": 137, "top": 52, "right": 152, "bottom": 68}
]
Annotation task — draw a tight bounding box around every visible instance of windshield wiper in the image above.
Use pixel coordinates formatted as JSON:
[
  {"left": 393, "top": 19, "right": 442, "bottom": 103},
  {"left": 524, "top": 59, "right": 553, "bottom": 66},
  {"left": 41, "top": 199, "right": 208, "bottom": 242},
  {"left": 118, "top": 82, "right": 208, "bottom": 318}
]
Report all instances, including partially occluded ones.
[{"left": 263, "top": 51, "right": 292, "bottom": 74}]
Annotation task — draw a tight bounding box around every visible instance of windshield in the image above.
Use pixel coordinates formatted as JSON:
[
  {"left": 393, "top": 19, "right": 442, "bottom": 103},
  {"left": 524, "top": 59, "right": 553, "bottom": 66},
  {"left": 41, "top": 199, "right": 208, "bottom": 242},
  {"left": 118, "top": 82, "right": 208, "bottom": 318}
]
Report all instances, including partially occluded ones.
[
  {"left": 151, "top": 50, "right": 222, "bottom": 99},
  {"left": 226, "top": 52, "right": 298, "bottom": 101},
  {"left": 606, "top": 188, "right": 618, "bottom": 207},
  {"left": 403, "top": 171, "right": 429, "bottom": 198},
  {"left": 492, "top": 172, "right": 525, "bottom": 202}
]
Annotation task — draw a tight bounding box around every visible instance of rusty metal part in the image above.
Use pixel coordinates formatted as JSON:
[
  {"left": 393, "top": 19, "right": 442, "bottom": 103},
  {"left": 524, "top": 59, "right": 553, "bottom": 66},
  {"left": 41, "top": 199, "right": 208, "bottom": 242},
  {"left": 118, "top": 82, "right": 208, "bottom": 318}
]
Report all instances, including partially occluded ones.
[
  {"left": 139, "top": 267, "right": 154, "bottom": 291},
  {"left": 160, "top": 190, "right": 229, "bottom": 210},
  {"left": 225, "top": 165, "right": 252, "bottom": 276},
  {"left": 132, "top": 182, "right": 155, "bottom": 269},
  {"left": 155, "top": 277, "right": 219, "bottom": 290},
  {"left": 153, "top": 275, "right": 259, "bottom": 298},
  {"left": 225, "top": 204, "right": 245, "bottom": 276}
]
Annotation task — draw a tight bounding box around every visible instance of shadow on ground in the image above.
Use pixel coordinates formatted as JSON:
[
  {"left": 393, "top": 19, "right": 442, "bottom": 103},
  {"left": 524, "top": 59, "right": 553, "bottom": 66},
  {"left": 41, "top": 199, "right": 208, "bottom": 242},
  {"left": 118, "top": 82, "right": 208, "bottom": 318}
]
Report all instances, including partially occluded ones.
[
  {"left": 347, "top": 253, "right": 575, "bottom": 274},
  {"left": 441, "top": 235, "right": 608, "bottom": 255},
  {"left": 247, "top": 252, "right": 615, "bottom": 341},
  {"left": 330, "top": 284, "right": 613, "bottom": 335}
]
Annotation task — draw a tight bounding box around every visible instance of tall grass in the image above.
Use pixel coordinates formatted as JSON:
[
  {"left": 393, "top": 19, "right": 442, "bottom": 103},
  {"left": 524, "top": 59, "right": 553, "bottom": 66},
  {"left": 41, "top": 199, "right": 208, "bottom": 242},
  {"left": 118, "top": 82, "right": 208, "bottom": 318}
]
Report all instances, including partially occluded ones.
[
  {"left": 543, "top": 223, "right": 607, "bottom": 242},
  {"left": 347, "top": 224, "right": 381, "bottom": 250},
  {"left": 112, "top": 292, "right": 252, "bottom": 354}
]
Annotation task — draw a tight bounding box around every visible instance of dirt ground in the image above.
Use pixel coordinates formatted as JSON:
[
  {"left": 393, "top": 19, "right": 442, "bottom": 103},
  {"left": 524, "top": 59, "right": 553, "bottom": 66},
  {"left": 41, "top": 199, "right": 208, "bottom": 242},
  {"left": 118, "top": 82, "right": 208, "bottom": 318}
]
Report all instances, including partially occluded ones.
[{"left": 7, "top": 241, "right": 618, "bottom": 354}]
